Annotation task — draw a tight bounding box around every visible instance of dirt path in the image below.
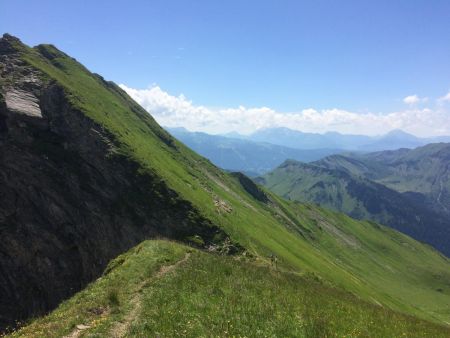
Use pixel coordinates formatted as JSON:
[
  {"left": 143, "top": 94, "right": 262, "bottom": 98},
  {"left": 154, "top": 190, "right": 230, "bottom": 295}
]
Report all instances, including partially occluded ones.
[
  {"left": 64, "top": 252, "right": 191, "bottom": 338},
  {"left": 109, "top": 252, "right": 191, "bottom": 338},
  {"left": 63, "top": 324, "right": 92, "bottom": 338}
]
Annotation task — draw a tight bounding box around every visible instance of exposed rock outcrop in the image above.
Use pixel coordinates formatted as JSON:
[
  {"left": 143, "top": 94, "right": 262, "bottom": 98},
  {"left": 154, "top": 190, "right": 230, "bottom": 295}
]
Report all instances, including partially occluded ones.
[{"left": 5, "top": 89, "right": 42, "bottom": 118}]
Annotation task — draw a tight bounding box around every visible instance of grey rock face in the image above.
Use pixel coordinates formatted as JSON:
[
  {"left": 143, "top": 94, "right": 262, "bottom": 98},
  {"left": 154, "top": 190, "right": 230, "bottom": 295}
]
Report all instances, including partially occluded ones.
[{"left": 5, "top": 89, "right": 42, "bottom": 118}]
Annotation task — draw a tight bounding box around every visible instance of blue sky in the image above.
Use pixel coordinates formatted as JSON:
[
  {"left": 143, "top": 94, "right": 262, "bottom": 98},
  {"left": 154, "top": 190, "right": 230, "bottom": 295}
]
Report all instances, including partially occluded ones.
[{"left": 1, "top": 0, "right": 450, "bottom": 136}]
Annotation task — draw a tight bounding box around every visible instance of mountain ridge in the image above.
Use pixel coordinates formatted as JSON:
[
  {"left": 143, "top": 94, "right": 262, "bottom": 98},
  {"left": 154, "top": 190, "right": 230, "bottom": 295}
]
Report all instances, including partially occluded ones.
[
  {"left": 0, "top": 34, "right": 232, "bottom": 328},
  {"left": 315, "top": 143, "right": 450, "bottom": 215},
  {"left": 237, "top": 126, "right": 450, "bottom": 151},
  {"left": 9, "top": 240, "right": 450, "bottom": 337}
]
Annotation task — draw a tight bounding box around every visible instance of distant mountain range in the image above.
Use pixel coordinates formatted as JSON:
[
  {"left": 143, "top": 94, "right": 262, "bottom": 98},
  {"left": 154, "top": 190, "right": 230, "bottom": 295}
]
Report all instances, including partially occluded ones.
[
  {"left": 258, "top": 143, "right": 450, "bottom": 256},
  {"left": 242, "top": 127, "right": 450, "bottom": 151},
  {"left": 167, "top": 127, "right": 450, "bottom": 175},
  {"left": 167, "top": 127, "right": 342, "bottom": 175}
]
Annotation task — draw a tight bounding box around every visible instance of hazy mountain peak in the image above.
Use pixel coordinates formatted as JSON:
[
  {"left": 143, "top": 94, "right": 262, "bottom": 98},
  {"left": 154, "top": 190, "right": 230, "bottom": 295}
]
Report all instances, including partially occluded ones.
[{"left": 382, "top": 129, "right": 418, "bottom": 139}]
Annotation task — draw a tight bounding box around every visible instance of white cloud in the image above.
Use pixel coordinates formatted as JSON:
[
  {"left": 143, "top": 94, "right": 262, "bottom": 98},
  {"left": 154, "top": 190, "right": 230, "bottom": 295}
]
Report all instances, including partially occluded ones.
[
  {"left": 438, "top": 91, "right": 450, "bottom": 103},
  {"left": 119, "top": 84, "right": 450, "bottom": 137},
  {"left": 403, "top": 94, "right": 428, "bottom": 105}
]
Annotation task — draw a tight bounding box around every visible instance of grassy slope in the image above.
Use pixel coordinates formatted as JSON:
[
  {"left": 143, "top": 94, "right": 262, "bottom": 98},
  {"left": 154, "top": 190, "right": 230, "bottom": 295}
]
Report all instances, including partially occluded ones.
[
  {"left": 9, "top": 240, "right": 450, "bottom": 337},
  {"left": 359, "top": 144, "right": 450, "bottom": 209},
  {"left": 9, "top": 40, "right": 450, "bottom": 325},
  {"left": 259, "top": 160, "right": 363, "bottom": 214},
  {"left": 318, "top": 144, "right": 450, "bottom": 197},
  {"left": 259, "top": 159, "right": 450, "bottom": 256}
]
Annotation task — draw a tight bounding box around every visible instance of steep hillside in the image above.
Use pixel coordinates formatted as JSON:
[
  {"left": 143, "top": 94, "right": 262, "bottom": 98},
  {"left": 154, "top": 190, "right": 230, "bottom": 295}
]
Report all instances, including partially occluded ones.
[
  {"left": 9, "top": 240, "right": 450, "bottom": 337},
  {"left": 1, "top": 34, "right": 450, "bottom": 333},
  {"left": 0, "top": 34, "right": 228, "bottom": 329},
  {"left": 167, "top": 127, "right": 342, "bottom": 175},
  {"left": 259, "top": 160, "right": 450, "bottom": 256}
]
